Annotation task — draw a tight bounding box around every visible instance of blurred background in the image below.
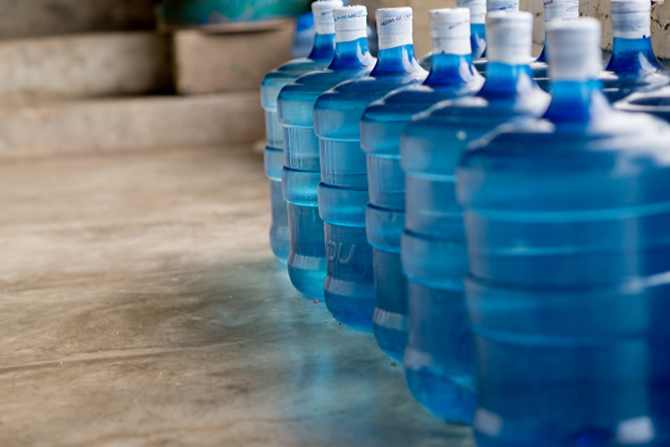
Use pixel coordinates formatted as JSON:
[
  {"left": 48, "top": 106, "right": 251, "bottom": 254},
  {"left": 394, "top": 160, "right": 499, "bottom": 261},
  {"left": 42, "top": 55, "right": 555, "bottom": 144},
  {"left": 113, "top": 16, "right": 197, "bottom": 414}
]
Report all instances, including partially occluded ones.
[{"left": 0, "top": 0, "right": 667, "bottom": 160}]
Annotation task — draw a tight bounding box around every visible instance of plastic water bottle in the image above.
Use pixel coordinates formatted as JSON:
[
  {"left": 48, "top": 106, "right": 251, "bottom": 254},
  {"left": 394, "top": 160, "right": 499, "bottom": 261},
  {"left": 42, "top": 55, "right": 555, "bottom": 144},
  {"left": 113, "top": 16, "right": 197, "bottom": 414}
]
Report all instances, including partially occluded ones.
[
  {"left": 616, "top": 85, "right": 670, "bottom": 122},
  {"left": 400, "top": 11, "right": 549, "bottom": 423},
  {"left": 278, "top": 6, "right": 376, "bottom": 300},
  {"left": 458, "top": 18, "right": 670, "bottom": 447},
  {"left": 471, "top": 0, "right": 520, "bottom": 73},
  {"left": 601, "top": 0, "right": 670, "bottom": 102},
  {"left": 531, "top": 0, "right": 579, "bottom": 90},
  {"left": 314, "top": 7, "right": 426, "bottom": 331},
  {"left": 261, "top": 0, "right": 342, "bottom": 263},
  {"left": 292, "top": 12, "right": 316, "bottom": 58},
  {"left": 361, "top": 8, "right": 484, "bottom": 361},
  {"left": 418, "top": 0, "right": 487, "bottom": 69}
]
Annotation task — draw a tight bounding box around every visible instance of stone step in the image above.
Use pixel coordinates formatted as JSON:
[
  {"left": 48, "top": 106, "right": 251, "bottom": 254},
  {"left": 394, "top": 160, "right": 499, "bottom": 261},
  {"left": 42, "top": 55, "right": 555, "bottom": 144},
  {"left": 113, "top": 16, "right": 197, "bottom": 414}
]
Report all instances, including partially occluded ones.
[
  {"left": 0, "top": 0, "right": 155, "bottom": 39},
  {"left": 0, "top": 32, "right": 171, "bottom": 100},
  {"left": 173, "top": 22, "right": 294, "bottom": 95},
  {"left": 0, "top": 92, "right": 264, "bottom": 159}
]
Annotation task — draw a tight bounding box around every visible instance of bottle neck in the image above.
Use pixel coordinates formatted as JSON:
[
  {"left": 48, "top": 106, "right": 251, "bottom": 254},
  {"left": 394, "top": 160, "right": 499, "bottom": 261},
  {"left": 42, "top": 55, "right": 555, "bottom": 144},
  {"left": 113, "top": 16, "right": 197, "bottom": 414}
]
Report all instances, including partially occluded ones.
[
  {"left": 425, "top": 53, "right": 479, "bottom": 86},
  {"left": 329, "top": 37, "right": 375, "bottom": 70},
  {"left": 605, "top": 36, "right": 663, "bottom": 74},
  {"left": 471, "top": 23, "right": 486, "bottom": 59},
  {"left": 543, "top": 80, "right": 612, "bottom": 123},
  {"left": 479, "top": 62, "right": 536, "bottom": 99},
  {"left": 370, "top": 44, "right": 424, "bottom": 76},
  {"left": 308, "top": 33, "right": 337, "bottom": 61}
]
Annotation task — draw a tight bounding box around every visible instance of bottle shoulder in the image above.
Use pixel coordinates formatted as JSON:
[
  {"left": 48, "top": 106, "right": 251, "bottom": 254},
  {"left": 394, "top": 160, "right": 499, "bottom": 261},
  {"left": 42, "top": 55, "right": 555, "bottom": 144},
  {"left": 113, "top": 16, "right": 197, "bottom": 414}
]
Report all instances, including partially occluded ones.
[
  {"left": 408, "top": 87, "right": 549, "bottom": 129},
  {"left": 279, "top": 68, "right": 372, "bottom": 102},
  {"left": 458, "top": 111, "right": 670, "bottom": 212},
  {"left": 261, "top": 59, "right": 331, "bottom": 108},
  {"left": 462, "top": 111, "right": 670, "bottom": 175},
  {"left": 361, "top": 82, "right": 482, "bottom": 124},
  {"left": 262, "top": 59, "right": 330, "bottom": 87},
  {"left": 615, "top": 85, "right": 670, "bottom": 122},
  {"left": 602, "top": 70, "right": 670, "bottom": 102},
  {"left": 278, "top": 69, "right": 373, "bottom": 126},
  {"left": 313, "top": 73, "right": 426, "bottom": 112}
]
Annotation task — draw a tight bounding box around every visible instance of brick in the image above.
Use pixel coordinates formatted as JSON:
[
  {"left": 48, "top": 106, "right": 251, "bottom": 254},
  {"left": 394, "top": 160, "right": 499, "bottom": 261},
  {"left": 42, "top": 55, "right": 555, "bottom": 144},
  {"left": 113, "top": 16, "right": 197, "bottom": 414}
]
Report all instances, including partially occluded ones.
[
  {"left": 0, "top": 0, "right": 155, "bottom": 39},
  {"left": 173, "top": 24, "right": 295, "bottom": 95},
  {"left": 0, "top": 93, "right": 264, "bottom": 159},
  {"left": 0, "top": 32, "right": 171, "bottom": 100}
]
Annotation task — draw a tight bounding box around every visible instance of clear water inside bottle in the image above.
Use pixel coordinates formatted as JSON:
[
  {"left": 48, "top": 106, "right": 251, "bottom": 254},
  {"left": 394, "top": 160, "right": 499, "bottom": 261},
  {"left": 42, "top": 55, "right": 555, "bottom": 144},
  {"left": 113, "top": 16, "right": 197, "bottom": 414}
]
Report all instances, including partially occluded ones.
[
  {"left": 457, "top": 79, "right": 670, "bottom": 447},
  {"left": 400, "top": 62, "right": 549, "bottom": 422},
  {"left": 314, "top": 44, "right": 426, "bottom": 331}
]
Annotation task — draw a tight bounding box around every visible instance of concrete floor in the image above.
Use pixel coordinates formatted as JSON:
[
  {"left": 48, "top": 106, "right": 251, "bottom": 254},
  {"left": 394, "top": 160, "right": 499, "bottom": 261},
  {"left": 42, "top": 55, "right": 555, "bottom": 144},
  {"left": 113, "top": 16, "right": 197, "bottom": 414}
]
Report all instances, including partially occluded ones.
[{"left": 0, "top": 146, "right": 473, "bottom": 446}]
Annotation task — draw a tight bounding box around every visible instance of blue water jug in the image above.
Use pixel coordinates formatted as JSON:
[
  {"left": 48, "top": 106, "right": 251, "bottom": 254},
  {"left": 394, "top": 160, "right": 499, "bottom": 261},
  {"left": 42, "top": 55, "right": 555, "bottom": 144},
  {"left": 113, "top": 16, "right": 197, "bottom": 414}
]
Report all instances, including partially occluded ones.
[
  {"left": 601, "top": 0, "right": 670, "bottom": 101},
  {"left": 261, "top": 0, "right": 341, "bottom": 262},
  {"left": 531, "top": 0, "right": 579, "bottom": 90},
  {"left": 400, "top": 11, "right": 549, "bottom": 423},
  {"left": 361, "top": 8, "right": 484, "bottom": 361},
  {"left": 458, "top": 18, "right": 670, "bottom": 447},
  {"left": 418, "top": 0, "right": 487, "bottom": 70},
  {"left": 313, "top": 7, "right": 426, "bottom": 331},
  {"left": 278, "top": 5, "right": 376, "bottom": 300}
]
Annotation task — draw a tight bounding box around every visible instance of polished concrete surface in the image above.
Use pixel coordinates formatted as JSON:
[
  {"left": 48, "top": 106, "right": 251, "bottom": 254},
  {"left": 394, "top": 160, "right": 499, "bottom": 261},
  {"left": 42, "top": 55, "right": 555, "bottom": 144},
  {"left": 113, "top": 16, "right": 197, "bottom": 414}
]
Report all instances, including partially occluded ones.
[{"left": 0, "top": 146, "right": 473, "bottom": 446}]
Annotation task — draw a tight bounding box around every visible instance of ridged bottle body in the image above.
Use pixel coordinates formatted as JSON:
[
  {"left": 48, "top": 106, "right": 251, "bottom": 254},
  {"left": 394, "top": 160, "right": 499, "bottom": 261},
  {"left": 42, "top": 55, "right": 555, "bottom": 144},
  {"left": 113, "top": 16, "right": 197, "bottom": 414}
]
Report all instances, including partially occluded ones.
[
  {"left": 400, "top": 64, "right": 549, "bottom": 422},
  {"left": 361, "top": 54, "right": 484, "bottom": 361},
  {"left": 261, "top": 34, "right": 336, "bottom": 262},
  {"left": 314, "top": 45, "right": 426, "bottom": 331},
  {"left": 278, "top": 38, "right": 375, "bottom": 300},
  {"left": 457, "top": 82, "right": 670, "bottom": 447},
  {"left": 602, "top": 37, "right": 670, "bottom": 102}
]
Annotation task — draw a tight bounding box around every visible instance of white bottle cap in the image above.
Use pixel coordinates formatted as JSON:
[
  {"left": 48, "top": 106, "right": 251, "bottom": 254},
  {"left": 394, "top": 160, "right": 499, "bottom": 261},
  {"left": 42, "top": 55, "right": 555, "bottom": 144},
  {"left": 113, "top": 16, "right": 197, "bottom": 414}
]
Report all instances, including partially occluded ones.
[
  {"left": 611, "top": 0, "right": 651, "bottom": 39},
  {"left": 543, "top": 0, "right": 580, "bottom": 22},
  {"left": 487, "top": 0, "right": 520, "bottom": 12},
  {"left": 312, "top": 0, "right": 344, "bottom": 35},
  {"left": 547, "top": 17, "right": 602, "bottom": 80},
  {"left": 430, "top": 8, "right": 472, "bottom": 56},
  {"left": 458, "top": 0, "right": 487, "bottom": 24},
  {"left": 334, "top": 6, "right": 369, "bottom": 42},
  {"left": 376, "top": 7, "right": 414, "bottom": 50},
  {"left": 485, "top": 11, "right": 533, "bottom": 65}
]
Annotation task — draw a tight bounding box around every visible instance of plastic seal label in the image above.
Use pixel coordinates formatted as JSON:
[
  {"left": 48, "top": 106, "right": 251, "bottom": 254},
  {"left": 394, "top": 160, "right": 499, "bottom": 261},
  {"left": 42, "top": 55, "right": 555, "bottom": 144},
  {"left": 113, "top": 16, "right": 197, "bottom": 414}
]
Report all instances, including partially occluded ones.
[
  {"left": 377, "top": 11, "right": 413, "bottom": 50},
  {"left": 334, "top": 8, "right": 368, "bottom": 42},
  {"left": 612, "top": 9, "right": 651, "bottom": 39},
  {"left": 458, "top": 0, "right": 487, "bottom": 23},
  {"left": 486, "top": 0, "right": 520, "bottom": 12},
  {"left": 543, "top": 0, "right": 580, "bottom": 22}
]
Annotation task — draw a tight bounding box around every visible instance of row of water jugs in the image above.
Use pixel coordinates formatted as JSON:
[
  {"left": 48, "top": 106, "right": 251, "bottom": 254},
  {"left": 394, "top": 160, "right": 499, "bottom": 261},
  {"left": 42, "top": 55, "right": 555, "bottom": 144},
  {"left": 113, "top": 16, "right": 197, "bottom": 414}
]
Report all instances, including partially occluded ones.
[{"left": 261, "top": 0, "right": 670, "bottom": 445}]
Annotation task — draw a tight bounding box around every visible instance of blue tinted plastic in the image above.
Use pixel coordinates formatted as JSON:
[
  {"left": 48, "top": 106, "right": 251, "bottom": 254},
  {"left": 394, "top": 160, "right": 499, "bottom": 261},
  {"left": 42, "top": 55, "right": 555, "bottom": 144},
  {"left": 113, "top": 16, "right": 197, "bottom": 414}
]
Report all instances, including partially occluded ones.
[
  {"left": 457, "top": 78, "right": 670, "bottom": 447},
  {"left": 531, "top": 41, "right": 550, "bottom": 91},
  {"left": 261, "top": 33, "right": 336, "bottom": 262},
  {"left": 278, "top": 37, "right": 376, "bottom": 299},
  {"left": 602, "top": 37, "right": 670, "bottom": 102},
  {"left": 361, "top": 53, "right": 484, "bottom": 361},
  {"left": 292, "top": 12, "right": 315, "bottom": 58},
  {"left": 400, "top": 62, "right": 549, "bottom": 422},
  {"left": 420, "top": 23, "right": 486, "bottom": 71},
  {"left": 615, "top": 85, "right": 670, "bottom": 123},
  {"left": 314, "top": 44, "right": 427, "bottom": 331}
]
